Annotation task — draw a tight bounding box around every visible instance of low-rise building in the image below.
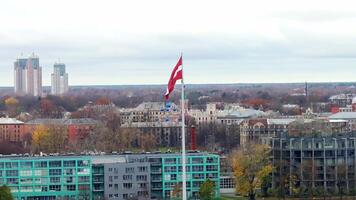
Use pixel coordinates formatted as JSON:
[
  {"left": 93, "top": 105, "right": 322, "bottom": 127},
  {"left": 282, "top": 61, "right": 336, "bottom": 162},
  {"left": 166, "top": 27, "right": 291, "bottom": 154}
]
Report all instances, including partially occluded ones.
[
  {"left": 0, "top": 152, "right": 220, "bottom": 200},
  {"left": 120, "top": 102, "right": 180, "bottom": 124},
  {"left": 121, "top": 121, "right": 182, "bottom": 147},
  {"left": 25, "top": 118, "right": 97, "bottom": 143},
  {"left": 240, "top": 118, "right": 297, "bottom": 148},
  {"left": 329, "top": 93, "right": 356, "bottom": 108},
  {"left": 270, "top": 134, "right": 356, "bottom": 195},
  {"left": 0, "top": 118, "right": 25, "bottom": 143}
]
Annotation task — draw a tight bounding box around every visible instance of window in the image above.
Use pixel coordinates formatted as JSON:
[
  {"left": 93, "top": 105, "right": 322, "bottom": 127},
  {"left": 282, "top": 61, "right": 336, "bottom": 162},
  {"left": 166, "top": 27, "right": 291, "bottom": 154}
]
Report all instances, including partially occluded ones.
[
  {"left": 125, "top": 167, "right": 134, "bottom": 173},
  {"left": 123, "top": 175, "right": 132, "bottom": 180},
  {"left": 6, "top": 170, "right": 18, "bottom": 176},
  {"left": 78, "top": 160, "right": 89, "bottom": 167},
  {"left": 123, "top": 183, "right": 133, "bottom": 189},
  {"left": 138, "top": 166, "right": 147, "bottom": 172},
  {"left": 206, "top": 157, "right": 217, "bottom": 163},
  {"left": 164, "top": 158, "right": 176, "bottom": 164},
  {"left": 78, "top": 176, "right": 90, "bottom": 183},
  {"left": 20, "top": 170, "right": 32, "bottom": 176},
  {"left": 49, "top": 169, "right": 61, "bottom": 176},
  {"left": 64, "top": 160, "right": 76, "bottom": 167},
  {"left": 65, "top": 176, "right": 74, "bottom": 183},
  {"left": 49, "top": 185, "right": 61, "bottom": 191},
  {"left": 34, "top": 161, "right": 47, "bottom": 168},
  {"left": 67, "top": 185, "right": 76, "bottom": 191},
  {"left": 78, "top": 184, "right": 90, "bottom": 191},
  {"left": 50, "top": 177, "right": 61, "bottom": 183},
  {"left": 5, "top": 162, "right": 18, "bottom": 169},
  {"left": 49, "top": 161, "right": 62, "bottom": 168},
  {"left": 192, "top": 166, "right": 204, "bottom": 172},
  {"left": 78, "top": 168, "right": 90, "bottom": 175},
  {"left": 136, "top": 175, "right": 147, "bottom": 181},
  {"left": 20, "top": 161, "right": 32, "bottom": 168},
  {"left": 164, "top": 166, "right": 176, "bottom": 172},
  {"left": 7, "top": 178, "right": 18, "bottom": 184},
  {"left": 192, "top": 173, "right": 204, "bottom": 179},
  {"left": 139, "top": 183, "right": 147, "bottom": 189},
  {"left": 206, "top": 165, "right": 218, "bottom": 171},
  {"left": 64, "top": 169, "right": 74, "bottom": 175},
  {"left": 192, "top": 157, "right": 203, "bottom": 164},
  {"left": 206, "top": 173, "right": 218, "bottom": 179}
]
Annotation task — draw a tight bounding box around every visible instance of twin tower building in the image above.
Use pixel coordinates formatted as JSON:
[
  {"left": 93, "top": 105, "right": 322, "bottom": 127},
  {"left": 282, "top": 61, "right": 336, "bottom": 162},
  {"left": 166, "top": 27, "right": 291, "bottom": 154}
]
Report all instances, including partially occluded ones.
[{"left": 14, "top": 53, "right": 69, "bottom": 96}]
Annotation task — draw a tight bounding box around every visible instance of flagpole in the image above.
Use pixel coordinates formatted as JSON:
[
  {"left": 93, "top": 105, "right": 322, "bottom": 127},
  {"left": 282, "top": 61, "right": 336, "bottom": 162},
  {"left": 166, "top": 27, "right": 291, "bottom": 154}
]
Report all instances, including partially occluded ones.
[{"left": 180, "top": 53, "right": 187, "bottom": 200}]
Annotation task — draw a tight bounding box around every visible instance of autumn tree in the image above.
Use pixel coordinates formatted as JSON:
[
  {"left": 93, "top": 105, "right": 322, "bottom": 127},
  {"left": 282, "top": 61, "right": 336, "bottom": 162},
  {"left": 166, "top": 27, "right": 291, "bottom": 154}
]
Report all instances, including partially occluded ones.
[
  {"left": 95, "top": 97, "right": 111, "bottom": 105},
  {"left": 199, "top": 179, "right": 215, "bottom": 200},
  {"left": 172, "top": 183, "right": 182, "bottom": 199},
  {"left": 32, "top": 125, "right": 50, "bottom": 153},
  {"left": 31, "top": 125, "right": 68, "bottom": 153},
  {"left": 232, "top": 144, "right": 273, "bottom": 200},
  {"left": 0, "top": 185, "right": 14, "bottom": 200},
  {"left": 138, "top": 133, "right": 157, "bottom": 151},
  {"left": 47, "top": 125, "right": 68, "bottom": 153},
  {"left": 40, "top": 98, "right": 63, "bottom": 118},
  {"left": 4, "top": 97, "right": 19, "bottom": 117}
]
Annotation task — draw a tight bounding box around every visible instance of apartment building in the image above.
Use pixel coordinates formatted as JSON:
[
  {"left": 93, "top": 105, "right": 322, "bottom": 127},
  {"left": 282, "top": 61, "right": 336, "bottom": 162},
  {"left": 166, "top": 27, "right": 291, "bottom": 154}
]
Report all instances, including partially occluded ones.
[{"left": 0, "top": 152, "right": 220, "bottom": 200}]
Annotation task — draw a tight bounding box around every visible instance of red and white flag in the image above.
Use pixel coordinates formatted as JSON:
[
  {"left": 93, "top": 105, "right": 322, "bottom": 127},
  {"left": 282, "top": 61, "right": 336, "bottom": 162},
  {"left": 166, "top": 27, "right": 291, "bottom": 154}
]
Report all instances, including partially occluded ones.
[{"left": 165, "top": 56, "right": 183, "bottom": 100}]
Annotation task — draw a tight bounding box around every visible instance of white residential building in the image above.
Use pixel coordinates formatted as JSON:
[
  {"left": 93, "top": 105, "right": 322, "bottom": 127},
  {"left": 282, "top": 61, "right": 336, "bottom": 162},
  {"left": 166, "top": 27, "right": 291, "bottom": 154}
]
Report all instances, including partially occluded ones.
[
  {"left": 14, "top": 53, "right": 42, "bottom": 96},
  {"left": 51, "top": 62, "right": 69, "bottom": 95}
]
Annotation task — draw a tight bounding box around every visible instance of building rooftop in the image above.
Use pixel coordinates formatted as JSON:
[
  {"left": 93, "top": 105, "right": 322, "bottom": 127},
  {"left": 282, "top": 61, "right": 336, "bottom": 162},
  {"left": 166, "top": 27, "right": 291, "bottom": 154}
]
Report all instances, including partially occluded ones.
[
  {"left": 121, "top": 121, "right": 182, "bottom": 128},
  {"left": 0, "top": 117, "right": 24, "bottom": 124},
  {"left": 329, "top": 93, "right": 356, "bottom": 100},
  {"left": 267, "top": 118, "right": 296, "bottom": 125},
  {"left": 26, "top": 118, "right": 97, "bottom": 125},
  {"left": 218, "top": 108, "right": 266, "bottom": 119},
  {"left": 329, "top": 112, "right": 356, "bottom": 119},
  {"left": 120, "top": 102, "right": 179, "bottom": 112},
  {"left": 0, "top": 151, "right": 217, "bottom": 162}
]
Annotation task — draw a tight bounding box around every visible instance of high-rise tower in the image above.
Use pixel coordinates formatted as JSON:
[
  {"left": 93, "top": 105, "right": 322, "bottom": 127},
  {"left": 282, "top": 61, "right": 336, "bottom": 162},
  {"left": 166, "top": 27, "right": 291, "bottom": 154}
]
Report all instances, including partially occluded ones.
[
  {"left": 14, "top": 53, "right": 42, "bottom": 96},
  {"left": 51, "top": 62, "right": 68, "bottom": 95}
]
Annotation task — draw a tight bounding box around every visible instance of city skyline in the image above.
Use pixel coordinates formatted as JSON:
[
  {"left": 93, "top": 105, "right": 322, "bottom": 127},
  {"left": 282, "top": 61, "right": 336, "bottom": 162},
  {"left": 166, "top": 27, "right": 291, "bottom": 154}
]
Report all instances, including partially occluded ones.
[{"left": 1, "top": 0, "right": 356, "bottom": 86}]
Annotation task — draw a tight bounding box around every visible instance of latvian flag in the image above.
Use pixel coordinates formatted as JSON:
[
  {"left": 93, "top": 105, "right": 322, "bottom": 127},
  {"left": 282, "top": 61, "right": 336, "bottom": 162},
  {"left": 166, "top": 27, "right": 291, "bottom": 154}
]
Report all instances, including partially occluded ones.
[{"left": 165, "top": 56, "right": 183, "bottom": 100}]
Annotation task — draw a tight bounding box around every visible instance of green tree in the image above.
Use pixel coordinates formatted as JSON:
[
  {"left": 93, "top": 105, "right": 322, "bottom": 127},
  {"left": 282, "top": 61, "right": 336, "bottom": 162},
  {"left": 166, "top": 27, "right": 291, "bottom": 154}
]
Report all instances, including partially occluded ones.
[
  {"left": 0, "top": 185, "right": 14, "bottom": 200},
  {"left": 232, "top": 144, "right": 273, "bottom": 200},
  {"left": 199, "top": 179, "right": 215, "bottom": 200}
]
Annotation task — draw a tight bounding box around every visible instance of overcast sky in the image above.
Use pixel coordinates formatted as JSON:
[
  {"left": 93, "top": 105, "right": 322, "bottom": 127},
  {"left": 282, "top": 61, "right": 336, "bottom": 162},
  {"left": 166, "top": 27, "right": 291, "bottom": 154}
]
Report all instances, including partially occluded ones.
[{"left": 1, "top": 0, "right": 356, "bottom": 86}]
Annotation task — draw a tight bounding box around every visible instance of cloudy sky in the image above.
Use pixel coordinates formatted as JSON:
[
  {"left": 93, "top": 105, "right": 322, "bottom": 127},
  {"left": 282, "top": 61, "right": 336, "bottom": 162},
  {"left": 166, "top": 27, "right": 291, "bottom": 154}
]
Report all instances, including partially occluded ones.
[{"left": 1, "top": 0, "right": 356, "bottom": 86}]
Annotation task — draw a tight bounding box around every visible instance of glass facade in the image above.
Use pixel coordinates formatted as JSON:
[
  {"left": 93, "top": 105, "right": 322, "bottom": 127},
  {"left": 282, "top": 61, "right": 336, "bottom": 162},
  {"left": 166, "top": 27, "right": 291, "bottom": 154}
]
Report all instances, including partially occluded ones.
[
  {"left": 151, "top": 154, "right": 220, "bottom": 199},
  {"left": 0, "top": 157, "right": 92, "bottom": 200},
  {"left": 1, "top": 153, "right": 220, "bottom": 200}
]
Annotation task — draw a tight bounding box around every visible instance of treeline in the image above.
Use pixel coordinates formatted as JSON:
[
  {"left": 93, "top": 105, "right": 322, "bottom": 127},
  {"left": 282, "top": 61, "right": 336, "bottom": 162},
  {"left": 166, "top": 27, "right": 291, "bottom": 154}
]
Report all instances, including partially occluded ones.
[{"left": 1, "top": 82, "right": 347, "bottom": 119}]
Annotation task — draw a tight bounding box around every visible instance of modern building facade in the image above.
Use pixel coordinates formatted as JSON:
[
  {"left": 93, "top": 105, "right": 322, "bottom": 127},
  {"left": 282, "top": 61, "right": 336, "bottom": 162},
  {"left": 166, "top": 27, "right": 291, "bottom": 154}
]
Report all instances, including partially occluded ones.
[
  {"left": 0, "top": 156, "right": 92, "bottom": 200},
  {"left": 14, "top": 54, "right": 42, "bottom": 96},
  {"left": 51, "top": 63, "right": 69, "bottom": 95},
  {"left": 270, "top": 134, "right": 356, "bottom": 195},
  {"left": 0, "top": 152, "right": 220, "bottom": 200}
]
